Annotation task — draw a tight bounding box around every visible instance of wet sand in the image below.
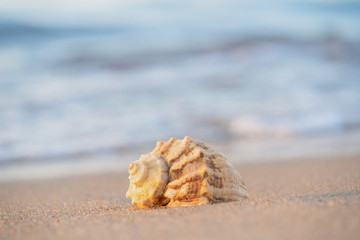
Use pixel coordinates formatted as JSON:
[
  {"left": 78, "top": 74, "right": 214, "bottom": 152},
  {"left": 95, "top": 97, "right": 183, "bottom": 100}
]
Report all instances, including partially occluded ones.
[{"left": 1, "top": 155, "right": 359, "bottom": 240}]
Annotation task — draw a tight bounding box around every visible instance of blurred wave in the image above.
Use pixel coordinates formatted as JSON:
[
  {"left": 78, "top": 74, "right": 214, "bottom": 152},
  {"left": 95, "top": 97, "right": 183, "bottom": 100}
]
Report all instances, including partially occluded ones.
[{"left": 0, "top": 0, "right": 360, "bottom": 163}]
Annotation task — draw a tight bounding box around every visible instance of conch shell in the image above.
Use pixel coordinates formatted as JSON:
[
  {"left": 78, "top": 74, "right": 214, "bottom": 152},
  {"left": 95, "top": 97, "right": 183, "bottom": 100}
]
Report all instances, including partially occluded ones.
[{"left": 126, "top": 136, "right": 249, "bottom": 208}]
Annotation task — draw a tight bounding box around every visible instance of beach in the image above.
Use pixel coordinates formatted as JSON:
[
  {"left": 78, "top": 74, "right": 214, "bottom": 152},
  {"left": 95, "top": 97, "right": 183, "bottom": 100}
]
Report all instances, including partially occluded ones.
[
  {"left": 1, "top": 155, "right": 359, "bottom": 240},
  {"left": 1, "top": 1, "right": 360, "bottom": 239}
]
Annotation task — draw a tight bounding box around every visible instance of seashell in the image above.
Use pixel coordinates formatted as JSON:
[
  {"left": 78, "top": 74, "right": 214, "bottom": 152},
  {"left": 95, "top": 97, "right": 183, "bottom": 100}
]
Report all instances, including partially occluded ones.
[{"left": 126, "top": 136, "right": 249, "bottom": 208}]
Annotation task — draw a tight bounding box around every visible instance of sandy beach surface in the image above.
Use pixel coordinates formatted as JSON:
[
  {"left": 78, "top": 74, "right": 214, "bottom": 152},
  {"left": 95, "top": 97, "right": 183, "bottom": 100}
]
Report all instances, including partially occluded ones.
[{"left": 1, "top": 155, "right": 359, "bottom": 240}]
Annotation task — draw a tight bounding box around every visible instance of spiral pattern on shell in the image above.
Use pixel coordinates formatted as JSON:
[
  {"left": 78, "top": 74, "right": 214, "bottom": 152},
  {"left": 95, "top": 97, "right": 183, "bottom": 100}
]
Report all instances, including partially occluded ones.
[{"left": 126, "top": 154, "right": 169, "bottom": 208}]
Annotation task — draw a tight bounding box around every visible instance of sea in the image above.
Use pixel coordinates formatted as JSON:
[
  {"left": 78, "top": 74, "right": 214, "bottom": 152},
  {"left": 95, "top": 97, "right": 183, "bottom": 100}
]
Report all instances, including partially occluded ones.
[{"left": 1, "top": 0, "right": 360, "bottom": 180}]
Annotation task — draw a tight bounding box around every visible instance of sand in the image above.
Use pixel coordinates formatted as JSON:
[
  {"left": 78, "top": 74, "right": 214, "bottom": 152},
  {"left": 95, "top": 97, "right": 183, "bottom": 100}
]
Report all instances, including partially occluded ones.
[{"left": 1, "top": 155, "right": 359, "bottom": 240}]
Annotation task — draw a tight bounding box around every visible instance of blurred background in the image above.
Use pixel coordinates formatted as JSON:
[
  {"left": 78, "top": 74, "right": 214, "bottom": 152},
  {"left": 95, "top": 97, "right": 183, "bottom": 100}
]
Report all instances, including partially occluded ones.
[{"left": 1, "top": 0, "right": 360, "bottom": 180}]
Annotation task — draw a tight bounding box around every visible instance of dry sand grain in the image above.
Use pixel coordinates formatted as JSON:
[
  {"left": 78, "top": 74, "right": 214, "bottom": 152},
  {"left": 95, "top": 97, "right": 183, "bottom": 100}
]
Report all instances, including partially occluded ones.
[{"left": 1, "top": 156, "right": 359, "bottom": 240}]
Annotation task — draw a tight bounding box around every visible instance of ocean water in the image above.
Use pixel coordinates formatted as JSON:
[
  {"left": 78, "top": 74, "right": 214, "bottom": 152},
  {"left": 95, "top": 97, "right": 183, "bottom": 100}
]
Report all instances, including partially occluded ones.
[{"left": 1, "top": 0, "right": 360, "bottom": 166}]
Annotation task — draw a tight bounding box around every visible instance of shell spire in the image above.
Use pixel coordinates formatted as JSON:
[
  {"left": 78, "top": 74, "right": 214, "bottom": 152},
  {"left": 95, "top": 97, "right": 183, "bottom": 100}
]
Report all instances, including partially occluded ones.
[
  {"left": 126, "top": 154, "right": 169, "bottom": 208},
  {"left": 126, "top": 136, "right": 249, "bottom": 208}
]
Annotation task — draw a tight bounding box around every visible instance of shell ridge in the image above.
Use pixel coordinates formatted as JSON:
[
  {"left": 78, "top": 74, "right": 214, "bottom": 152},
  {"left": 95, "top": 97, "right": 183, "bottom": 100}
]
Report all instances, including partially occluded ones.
[
  {"left": 204, "top": 182, "right": 249, "bottom": 200},
  {"left": 170, "top": 147, "right": 202, "bottom": 171},
  {"left": 166, "top": 176, "right": 248, "bottom": 200},
  {"left": 154, "top": 137, "right": 176, "bottom": 156},
  {"left": 166, "top": 137, "right": 192, "bottom": 164},
  {"left": 166, "top": 163, "right": 244, "bottom": 191}
]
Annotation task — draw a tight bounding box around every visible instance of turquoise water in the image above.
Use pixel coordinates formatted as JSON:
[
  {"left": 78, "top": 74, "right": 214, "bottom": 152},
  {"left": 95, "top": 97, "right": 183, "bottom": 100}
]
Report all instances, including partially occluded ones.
[{"left": 0, "top": 0, "right": 360, "bottom": 163}]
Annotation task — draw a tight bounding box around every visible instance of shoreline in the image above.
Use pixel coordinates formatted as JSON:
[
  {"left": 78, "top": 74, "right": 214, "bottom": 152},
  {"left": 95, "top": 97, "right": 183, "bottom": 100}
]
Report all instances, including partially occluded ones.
[
  {"left": 1, "top": 131, "right": 360, "bottom": 182},
  {"left": 1, "top": 154, "right": 359, "bottom": 240}
]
